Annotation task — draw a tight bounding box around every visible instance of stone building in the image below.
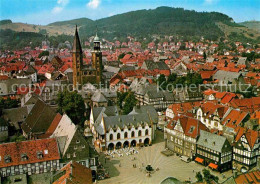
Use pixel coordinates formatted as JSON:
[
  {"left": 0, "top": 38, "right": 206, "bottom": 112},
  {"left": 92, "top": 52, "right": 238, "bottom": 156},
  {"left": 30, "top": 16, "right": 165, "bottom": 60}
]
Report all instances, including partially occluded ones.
[
  {"left": 72, "top": 26, "right": 103, "bottom": 89},
  {"left": 90, "top": 105, "right": 158, "bottom": 151}
]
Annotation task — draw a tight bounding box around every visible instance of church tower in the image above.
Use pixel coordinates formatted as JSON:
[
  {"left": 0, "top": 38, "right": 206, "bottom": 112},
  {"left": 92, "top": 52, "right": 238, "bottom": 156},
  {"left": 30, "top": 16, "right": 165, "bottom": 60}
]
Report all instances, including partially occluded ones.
[
  {"left": 92, "top": 33, "right": 103, "bottom": 84},
  {"left": 72, "top": 25, "right": 83, "bottom": 89}
]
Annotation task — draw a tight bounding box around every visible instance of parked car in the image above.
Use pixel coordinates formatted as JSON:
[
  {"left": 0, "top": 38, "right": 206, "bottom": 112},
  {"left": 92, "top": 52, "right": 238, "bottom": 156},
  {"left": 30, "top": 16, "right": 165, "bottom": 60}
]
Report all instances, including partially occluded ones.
[{"left": 180, "top": 156, "right": 191, "bottom": 163}]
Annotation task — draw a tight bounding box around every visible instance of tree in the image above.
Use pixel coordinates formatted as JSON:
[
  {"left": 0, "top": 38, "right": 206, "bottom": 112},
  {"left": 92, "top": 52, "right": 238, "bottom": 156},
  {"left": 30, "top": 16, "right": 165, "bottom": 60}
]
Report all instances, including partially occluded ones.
[
  {"left": 196, "top": 172, "right": 203, "bottom": 182},
  {"left": 167, "top": 73, "right": 177, "bottom": 84},
  {"left": 122, "top": 92, "right": 136, "bottom": 115},
  {"left": 203, "top": 51, "right": 207, "bottom": 60},
  {"left": 202, "top": 169, "right": 219, "bottom": 184},
  {"left": 117, "top": 92, "right": 128, "bottom": 109},
  {"left": 38, "top": 50, "right": 49, "bottom": 58},
  {"left": 158, "top": 74, "right": 167, "bottom": 90},
  {"left": 118, "top": 53, "right": 126, "bottom": 60},
  {"left": 56, "top": 91, "right": 86, "bottom": 126},
  {"left": 202, "top": 169, "right": 211, "bottom": 183},
  {"left": 0, "top": 97, "right": 19, "bottom": 116}
]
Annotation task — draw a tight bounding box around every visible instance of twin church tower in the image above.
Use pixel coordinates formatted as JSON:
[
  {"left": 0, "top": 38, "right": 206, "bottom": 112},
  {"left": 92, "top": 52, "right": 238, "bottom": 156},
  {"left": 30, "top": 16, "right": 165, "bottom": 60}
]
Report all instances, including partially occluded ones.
[{"left": 72, "top": 25, "right": 103, "bottom": 89}]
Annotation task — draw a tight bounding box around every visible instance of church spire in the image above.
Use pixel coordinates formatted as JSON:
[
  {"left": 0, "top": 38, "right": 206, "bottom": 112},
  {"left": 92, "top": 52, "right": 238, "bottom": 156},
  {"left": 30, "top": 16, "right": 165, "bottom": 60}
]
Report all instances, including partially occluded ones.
[{"left": 72, "top": 25, "right": 82, "bottom": 53}]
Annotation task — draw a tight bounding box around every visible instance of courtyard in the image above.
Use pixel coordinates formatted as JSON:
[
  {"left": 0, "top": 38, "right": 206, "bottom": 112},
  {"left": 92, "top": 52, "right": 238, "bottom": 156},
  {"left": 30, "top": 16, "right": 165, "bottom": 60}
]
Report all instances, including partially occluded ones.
[{"left": 97, "top": 131, "right": 232, "bottom": 184}]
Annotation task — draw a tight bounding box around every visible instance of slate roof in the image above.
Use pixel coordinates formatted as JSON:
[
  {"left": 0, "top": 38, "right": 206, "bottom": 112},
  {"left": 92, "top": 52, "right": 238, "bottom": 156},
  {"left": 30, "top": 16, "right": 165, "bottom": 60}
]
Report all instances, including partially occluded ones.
[
  {"left": 0, "top": 78, "right": 31, "bottom": 95},
  {"left": 92, "top": 106, "right": 119, "bottom": 135},
  {"left": 103, "top": 113, "right": 154, "bottom": 131},
  {"left": 62, "top": 130, "right": 98, "bottom": 162},
  {"left": 92, "top": 106, "right": 119, "bottom": 121},
  {"left": 142, "top": 60, "right": 169, "bottom": 70},
  {"left": 21, "top": 100, "right": 57, "bottom": 135},
  {"left": 237, "top": 57, "right": 247, "bottom": 65},
  {"left": 3, "top": 106, "right": 29, "bottom": 124},
  {"left": 91, "top": 91, "right": 107, "bottom": 102},
  {"left": 72, "top": 26, "right": 82, "bottom": 53},
  {"left": 213, "top": 70, "right": 241, "bottom": 84},
  {"left": 206, "top": 57, "right": 214, "bottom": 63},
  {"left": 197, "top": 130, "right": 229, "bottom": 152},
  {"left": 129, "top": 105, "right": 158, "bottom": 123}
]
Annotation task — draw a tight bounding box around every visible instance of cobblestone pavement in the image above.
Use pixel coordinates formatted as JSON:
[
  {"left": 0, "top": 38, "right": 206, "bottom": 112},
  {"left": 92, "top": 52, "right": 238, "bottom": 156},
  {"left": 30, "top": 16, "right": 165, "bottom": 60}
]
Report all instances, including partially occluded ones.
[{"left": 97, "top": 131, "right": 232, "bottom": 184}]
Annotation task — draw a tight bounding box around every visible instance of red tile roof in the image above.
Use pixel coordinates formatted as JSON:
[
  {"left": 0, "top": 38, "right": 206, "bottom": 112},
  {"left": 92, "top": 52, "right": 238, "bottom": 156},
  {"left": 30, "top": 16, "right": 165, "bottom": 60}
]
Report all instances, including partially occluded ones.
[
  {"left": 235, "top": 170, "right": 260, "bottom": 184},
  {"left": 222, "top": 110, "right": 248, "bottom": 128},
  {"left": 166, "top": 115, "right": 208, "bottom": 138},
  {"left": 53, "top": 161, "right": 93, "bottom": 184},
  {"left": 0, "top": 138, "right": 60, "bottom": 168},
  {"left": 235, "top": 127, "right": 259, "bottom": 149}
]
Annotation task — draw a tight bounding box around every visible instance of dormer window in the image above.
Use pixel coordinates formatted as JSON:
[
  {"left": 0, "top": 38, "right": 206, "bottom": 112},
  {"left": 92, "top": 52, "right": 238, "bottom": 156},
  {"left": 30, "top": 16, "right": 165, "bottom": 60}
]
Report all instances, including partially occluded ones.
[
  {"left": 204, "top": 139, "right": 207, "bottom": 143},
  {"left": 37, "top": 151, "right": 43, "bottom": 159},
  {"left": 213, "top": 142, "right": 216, "bottom": 146},
  {"left": 4, "top": 155, "right": 12, "bottom": 163},
  {"left": 76, "top": 140, "right": 80, "bottom": 144},
  {"left": 21, "top": 154, "right": 28, "bottom": 161}
]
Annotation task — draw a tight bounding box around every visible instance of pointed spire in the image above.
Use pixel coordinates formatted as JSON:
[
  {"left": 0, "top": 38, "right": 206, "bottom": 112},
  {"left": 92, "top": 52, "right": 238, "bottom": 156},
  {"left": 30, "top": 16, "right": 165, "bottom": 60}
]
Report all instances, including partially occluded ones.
[
  {"left": 94, "top": 25, "right": 100, "bottom": 42},
  {"left": 72, "top": 25, "right": 82, "bottom": 53}
]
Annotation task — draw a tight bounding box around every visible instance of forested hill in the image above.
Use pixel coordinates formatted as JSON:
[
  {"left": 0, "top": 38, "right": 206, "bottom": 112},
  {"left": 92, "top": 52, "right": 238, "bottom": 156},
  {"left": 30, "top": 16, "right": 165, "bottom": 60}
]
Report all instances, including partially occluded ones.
[
  {"left": 0, "top": 6, "right": 259, "bottom": 50},
  {"left": 80, "top": 6, "right": 235, "bottom": 41},
  {"left": 48, "top": 18, "right": 93, "bottom": 27}
]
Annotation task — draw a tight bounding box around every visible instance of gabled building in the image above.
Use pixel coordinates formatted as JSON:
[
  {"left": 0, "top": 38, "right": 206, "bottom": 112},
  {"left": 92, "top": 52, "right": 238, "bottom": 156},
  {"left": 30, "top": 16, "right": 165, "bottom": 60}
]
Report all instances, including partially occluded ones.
[
  {"left": 21, "top": 100, "right": 59, "bottom": 139},
  {"left": 90, "top": 105, "right": 158, "bottom": 151},
  {"left": 44, "top": 114, "right": 99, "bottom": 174},
  {"left": 52, "top": 161, "right": 93, "bottom": 184},
  {"left": 196, "top": 101, "right": 229, "bottom": 131},
  {"left": 0, "top": 138, "right": 60, "bottom": 177},
  {"left": 233, "top": 127, "right": 259, "bottom": 172},
  {"left": 222, "top": 109, "right": 249, "bottom": 129},
  {"left": 165, "top": 115, "right": 208, "bottom": 159},
  {"left": 196, "top": 130, "right": 232, "bottom": 172},
  {"left": 222, "top": 170, "right": 260, "bottom": 184}
]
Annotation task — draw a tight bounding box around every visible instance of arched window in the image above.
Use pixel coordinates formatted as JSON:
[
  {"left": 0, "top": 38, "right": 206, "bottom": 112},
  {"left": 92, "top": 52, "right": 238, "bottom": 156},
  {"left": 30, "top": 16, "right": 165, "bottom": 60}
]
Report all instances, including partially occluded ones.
[
  {"left": 110, "top": 134, "right": 113, "bottom": 141},
  {"left": 124, "top": 132, "right": 128, "bottom": 138},
  {"left": 145, "top": 129, "right": 149, "bottom": 136},
  {"left": 131, "top": 131, "right": 135, "bottom": 138},
  {"left": 138, "top": 130, "right": 142, "bottom": 137},
  {"left": 117, "top": 133, "right": 120, "bottom": 140}
]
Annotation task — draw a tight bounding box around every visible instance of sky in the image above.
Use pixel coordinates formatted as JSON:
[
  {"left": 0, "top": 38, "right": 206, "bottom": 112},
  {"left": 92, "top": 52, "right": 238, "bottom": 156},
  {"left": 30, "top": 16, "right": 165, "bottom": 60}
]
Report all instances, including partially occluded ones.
[{"left": 0, "top": 0, "right": 259, "bottom": 25}]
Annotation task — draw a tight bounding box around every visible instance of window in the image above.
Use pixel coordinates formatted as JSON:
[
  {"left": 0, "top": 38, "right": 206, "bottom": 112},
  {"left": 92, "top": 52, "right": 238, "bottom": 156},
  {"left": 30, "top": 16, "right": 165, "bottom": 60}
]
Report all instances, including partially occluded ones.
[
  {"left": 67, "top": 154, "right": 70, "bottom": 159},
  {"left": 37, "top": 152, "right": 43, "bottom": 159},
  {"left": 90, "top": 159, "right": 95, "bottom": 166},
  {"left": 4, "top": 155, "right": 11, "bottom": 163},
  {"left": 124, "top": 132, "right": 128, "bottom": 138},
  {"left": 110, "top": 134, "right": 113, "bottom": 140},
  {"left": 76, "top": 140, "right": 80, "bottom": 144},
  {"left": 21, "top": 154, "right": 28, "bottom": 161},
  {"left": 117, "top": 133, "right": 121, "bottom": 139},
  {"left": 138, "top": 130, "right": 142, "bottom": 137},
  {"left": 131, "top": 131, "right": 135, "bottom": 137},
  {"left": 145, "top": 129, "right": 149, "bottom": 136}
]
